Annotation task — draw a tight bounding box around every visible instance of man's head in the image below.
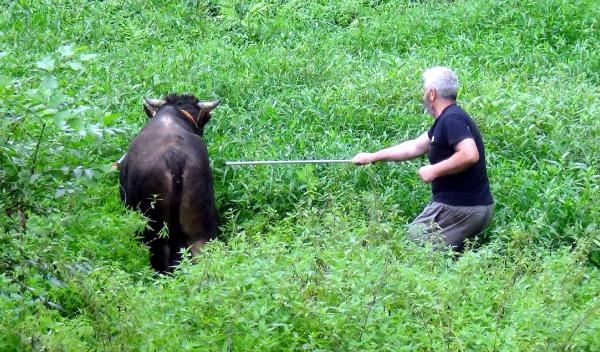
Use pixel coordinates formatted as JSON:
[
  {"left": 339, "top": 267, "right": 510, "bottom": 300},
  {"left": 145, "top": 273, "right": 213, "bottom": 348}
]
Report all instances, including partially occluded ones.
[{"left": 422, "top": 67, "right": 459, "bottom": 117}]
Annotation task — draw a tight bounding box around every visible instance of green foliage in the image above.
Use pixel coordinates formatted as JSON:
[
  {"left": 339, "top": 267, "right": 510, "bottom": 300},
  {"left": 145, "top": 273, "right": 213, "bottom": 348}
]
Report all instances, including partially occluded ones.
[{"left": 1, "top": 0, "right": 599, "bottom": 350}]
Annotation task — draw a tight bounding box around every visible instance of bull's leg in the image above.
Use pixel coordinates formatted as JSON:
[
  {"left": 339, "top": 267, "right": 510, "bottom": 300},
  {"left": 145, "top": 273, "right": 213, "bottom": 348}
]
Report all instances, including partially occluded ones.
[
  {"left": 179, "top": 203, "right": 217, "bottom": 258},
  {"left": 166, "top": 237, "right": 184, "bottom": 270},
  {"left": 141, "top": 220, "right": 172, "bottom": 273},
  {"left": 179, "top": 208, "right": 213, "bottom": 258},
  {"left": 178, "top": 173, "right": 218, "bottom": 262},
  {"left": 189, "top": 238, "right": 209, "bottom": 257},
  {"left": 148, "top": 237, "right": 172, "bottom": 273}
]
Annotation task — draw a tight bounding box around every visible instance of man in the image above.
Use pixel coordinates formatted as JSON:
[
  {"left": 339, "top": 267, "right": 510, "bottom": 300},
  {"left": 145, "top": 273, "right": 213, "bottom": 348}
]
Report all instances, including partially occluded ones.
[{"left": 352, "top": 67, "right": 494, "bottom": 251}]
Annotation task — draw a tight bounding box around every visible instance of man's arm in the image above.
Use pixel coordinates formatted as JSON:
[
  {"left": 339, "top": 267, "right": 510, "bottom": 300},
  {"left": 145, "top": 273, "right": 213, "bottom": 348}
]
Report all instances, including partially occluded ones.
[
  {"left": 352, "top": 132, "right": 430, "bottom": 165},
  {"left": 418, "top": 138, "right": 479, "bottom": 182}
]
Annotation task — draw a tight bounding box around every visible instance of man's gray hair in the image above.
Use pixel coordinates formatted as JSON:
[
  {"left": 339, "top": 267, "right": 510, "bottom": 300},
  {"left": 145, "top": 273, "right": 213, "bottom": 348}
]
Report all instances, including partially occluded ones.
[{"left": 422, "top": 67, "right": 459, "bottom": 100}]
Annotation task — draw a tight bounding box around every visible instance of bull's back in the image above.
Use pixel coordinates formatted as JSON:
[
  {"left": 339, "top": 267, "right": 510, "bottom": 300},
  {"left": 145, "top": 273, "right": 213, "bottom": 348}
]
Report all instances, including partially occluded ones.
[
  {"left": 119, "top": 127, "right": 215, "bottom": 226},
  {"left": 119, "top": 154, "right": 173, "bottom": 212},
  {"left": 120, "top": 131, "right": 194, "bottom": 207}
]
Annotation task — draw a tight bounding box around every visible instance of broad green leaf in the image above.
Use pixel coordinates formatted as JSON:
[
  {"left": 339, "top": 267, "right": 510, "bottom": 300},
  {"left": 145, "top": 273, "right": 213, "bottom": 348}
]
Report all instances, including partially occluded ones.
[
  {"left": 40, "top": 108, "right": 58, "bottom": 117},
  {"left": 53, "top": 109, "right": 74, "bottom": 128},
  {"left": 39, "top": 75, "right": 58, "bottom": 90},
  {"left": 88, "top": 123, "right": 103, "bottom": 137},
  {"left": 73, "top": 167, "right": 83, "bottom": 178},
  {"left": 79, "top": 53, "right": 98, "bottom": 61},
  {"left": 68, "top": 118, "right": 83, "bottom": 131},
  {"left": 55, "top": 188, "right": 66, "bottom": 198},
  {"left": 102, "top": 112, "right": 120, "bottom": 126},
  {"left": 38, "top": 75, "right": 59, "bottom": 97},
  {"left": 36, "top": 56, "right": 55, "bottom": 71},
  {"left": 67, "top": 61, "right": 83, "bottom": 70},
  {"left": 58, "top": 44, "right": 75, "bottom": 58},
  {"left": 48, "top": 92, "right": 70, "bottom": 106},
  {"left": 84, "top": 168, "right": 95, "bottom": 179}
]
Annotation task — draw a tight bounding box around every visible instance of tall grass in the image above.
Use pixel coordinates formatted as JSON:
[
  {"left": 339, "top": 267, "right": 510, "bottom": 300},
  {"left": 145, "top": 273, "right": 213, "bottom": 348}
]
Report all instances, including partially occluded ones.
[{"left": 1, "top": 0, "right": 599, "bottom": 350}]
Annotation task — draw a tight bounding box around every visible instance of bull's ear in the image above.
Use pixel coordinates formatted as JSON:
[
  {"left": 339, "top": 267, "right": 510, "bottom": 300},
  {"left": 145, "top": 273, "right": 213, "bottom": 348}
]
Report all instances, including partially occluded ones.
[
  {"left": 143, "top": 97, "right": 164, "bottom": 118},
  {"left": 197, "top": 100, "right": 220, "bottom": 112},
  {"left": 143, "top": 103, "right": 156, "bottom": 118},
  {"left": 144, "top": 97, "right": 165, "bottom": 109}
]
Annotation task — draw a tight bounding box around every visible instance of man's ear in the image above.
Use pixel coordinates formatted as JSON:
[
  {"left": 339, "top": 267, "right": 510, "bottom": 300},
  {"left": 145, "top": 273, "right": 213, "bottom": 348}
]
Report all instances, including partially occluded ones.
[{"left": 428, "top": 88, "right": 437, "bottom": 101}]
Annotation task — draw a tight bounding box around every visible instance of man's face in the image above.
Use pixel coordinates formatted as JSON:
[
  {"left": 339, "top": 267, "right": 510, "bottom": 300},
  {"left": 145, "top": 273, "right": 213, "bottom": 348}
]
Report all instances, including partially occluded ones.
[{"left": 422, "top": 88, "right": 435, "bottom": 117}]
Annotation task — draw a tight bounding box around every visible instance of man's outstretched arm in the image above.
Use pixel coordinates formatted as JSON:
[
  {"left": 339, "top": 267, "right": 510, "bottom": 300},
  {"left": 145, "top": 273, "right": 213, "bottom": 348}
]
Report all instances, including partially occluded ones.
[{"left": 352, "top": 132, "right": 430, "bottom": 165}]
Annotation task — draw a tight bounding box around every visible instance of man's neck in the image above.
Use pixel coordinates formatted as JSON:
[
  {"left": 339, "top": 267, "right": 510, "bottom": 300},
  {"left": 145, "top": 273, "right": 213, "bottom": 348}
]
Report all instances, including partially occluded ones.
[{"left": 433, "top": 99, "right": 456, "bottom": 118}]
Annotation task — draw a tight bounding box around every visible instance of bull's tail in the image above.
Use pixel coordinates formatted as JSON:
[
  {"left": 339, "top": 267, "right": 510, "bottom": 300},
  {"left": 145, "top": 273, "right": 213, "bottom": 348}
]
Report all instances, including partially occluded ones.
[{"left": 164, "top": 149, "right": 186, "bottom": 268}]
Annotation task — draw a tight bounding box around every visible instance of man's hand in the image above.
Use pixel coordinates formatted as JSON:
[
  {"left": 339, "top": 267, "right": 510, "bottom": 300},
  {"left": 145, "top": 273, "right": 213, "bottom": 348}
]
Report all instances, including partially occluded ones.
[
  {"left": 352, "top": 153, "right": 375, "bottom": 165},
  {"left": 418, "top": 138, "right": 479, "bottom": 182},
  {"left": 418, "top": 164, "right": 438, "bottom": 183}
]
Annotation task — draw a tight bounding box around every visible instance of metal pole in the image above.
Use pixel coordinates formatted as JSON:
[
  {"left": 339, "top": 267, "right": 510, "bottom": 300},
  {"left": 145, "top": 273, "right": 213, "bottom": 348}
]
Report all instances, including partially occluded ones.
[{"left": 225, "top": 159, "right": 353, "bottom": 166}]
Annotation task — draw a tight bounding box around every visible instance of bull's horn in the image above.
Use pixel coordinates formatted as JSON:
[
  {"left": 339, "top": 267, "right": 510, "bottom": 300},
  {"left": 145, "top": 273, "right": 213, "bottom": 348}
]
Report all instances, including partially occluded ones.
[
  {"left": 197, "top": 100, "right": 220, "bottom": 111},
  {"left": 144, "top": 97, "right": 166, "bottom": 108}
]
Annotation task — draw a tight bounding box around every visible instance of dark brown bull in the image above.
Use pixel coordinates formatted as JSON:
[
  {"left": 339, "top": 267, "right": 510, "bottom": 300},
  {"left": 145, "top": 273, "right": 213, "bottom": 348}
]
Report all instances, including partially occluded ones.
[{"left": 119, "top": 93, "right": 219, "bottom": 273}]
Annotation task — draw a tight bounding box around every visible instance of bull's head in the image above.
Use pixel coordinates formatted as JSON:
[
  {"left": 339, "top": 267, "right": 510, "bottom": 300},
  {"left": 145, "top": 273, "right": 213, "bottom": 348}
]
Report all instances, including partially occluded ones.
[
  {"left": 144, "top": 97, "right": 220, "bottom": 116},
  {"left": 143, "top": 95, "right": 220, "bottom": 135}
]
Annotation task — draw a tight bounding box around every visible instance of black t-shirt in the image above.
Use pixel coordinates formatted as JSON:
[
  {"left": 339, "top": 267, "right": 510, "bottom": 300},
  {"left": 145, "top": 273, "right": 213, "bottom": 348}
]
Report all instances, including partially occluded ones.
[{"left": 427, "top": 104, "right": 494, "bottom": 206}]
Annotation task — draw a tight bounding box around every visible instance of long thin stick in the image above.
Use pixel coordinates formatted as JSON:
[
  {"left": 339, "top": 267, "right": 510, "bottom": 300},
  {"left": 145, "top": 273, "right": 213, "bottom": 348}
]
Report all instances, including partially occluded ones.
[{"left": 225, "top": 159, "right": 352, "bottom": 166}]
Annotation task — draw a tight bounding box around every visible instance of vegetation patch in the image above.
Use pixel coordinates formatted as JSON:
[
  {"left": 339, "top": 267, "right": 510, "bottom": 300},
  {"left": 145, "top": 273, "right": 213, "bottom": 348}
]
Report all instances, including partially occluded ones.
[{"left": 1, "top": 0, "right": 599, "bottom": 350}]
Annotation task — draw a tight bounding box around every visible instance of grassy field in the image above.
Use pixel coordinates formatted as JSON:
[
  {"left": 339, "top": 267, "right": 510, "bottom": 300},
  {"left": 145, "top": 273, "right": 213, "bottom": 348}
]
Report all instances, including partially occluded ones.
[{"left": 1, "top": 0, "right": 599, "bottom": 350}]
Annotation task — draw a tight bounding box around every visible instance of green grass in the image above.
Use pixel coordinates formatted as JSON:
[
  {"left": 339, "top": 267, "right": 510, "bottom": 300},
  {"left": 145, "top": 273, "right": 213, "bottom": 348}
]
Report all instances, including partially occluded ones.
[{"left": 1, "top": 0, "right": 599, "bottom": 350}]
